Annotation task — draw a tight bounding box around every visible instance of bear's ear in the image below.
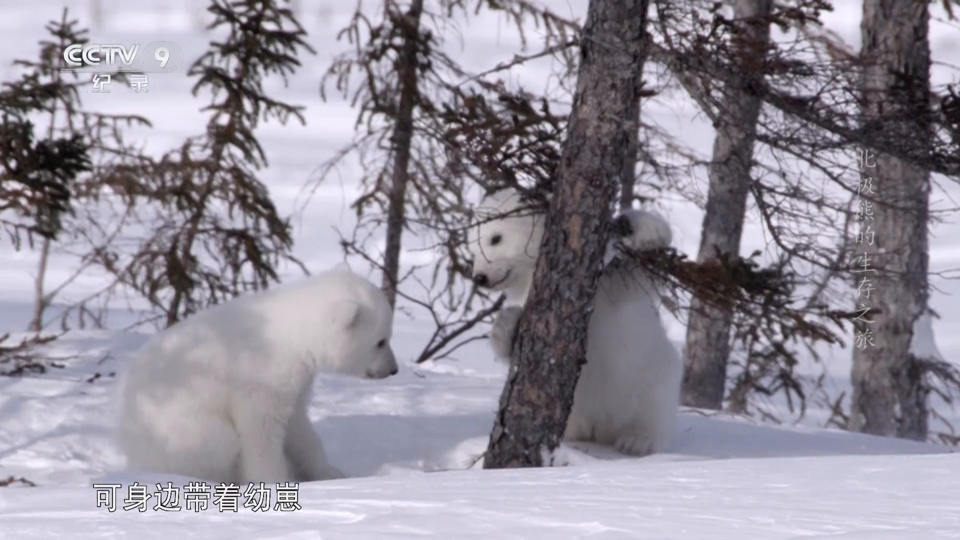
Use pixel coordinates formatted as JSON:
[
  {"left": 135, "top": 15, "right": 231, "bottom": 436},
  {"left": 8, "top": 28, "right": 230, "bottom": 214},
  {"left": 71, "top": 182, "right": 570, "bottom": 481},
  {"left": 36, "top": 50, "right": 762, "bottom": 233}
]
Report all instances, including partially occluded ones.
[
  {"left": 331, "top": 300, "right": 362, "bottom": 329},
  {"left": 332, "top": 260, "right": 352, "bottom": 273}
]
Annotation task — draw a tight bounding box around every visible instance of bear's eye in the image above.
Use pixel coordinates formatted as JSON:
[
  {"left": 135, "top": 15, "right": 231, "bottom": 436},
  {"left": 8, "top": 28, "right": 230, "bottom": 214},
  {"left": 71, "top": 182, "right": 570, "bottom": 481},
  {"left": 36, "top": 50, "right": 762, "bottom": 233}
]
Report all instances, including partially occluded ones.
[
  {"left": 490, "top": 234, "right": 502, "bottom": 246},
  {"left": 377, "top": 339, "right": 386, "bottom": 349}
]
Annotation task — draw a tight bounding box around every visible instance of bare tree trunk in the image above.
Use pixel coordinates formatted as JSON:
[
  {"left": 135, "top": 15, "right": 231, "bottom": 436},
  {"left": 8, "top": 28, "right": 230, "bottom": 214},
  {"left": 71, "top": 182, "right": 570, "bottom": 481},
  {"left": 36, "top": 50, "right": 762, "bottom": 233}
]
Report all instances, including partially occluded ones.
[
  {"left": 483, "top": 0, "right": 650, "bottom": 469},
  {"left": 381, "top": 0, "right": 424, "bottom": 309},
  {"left": 30, "top": 74, "right": 63, "bottom": 333},
  {"left": 28, "top": 238, "right": 52, "bottom": 332},
  {"left": 680, "top": 0, "right": 773, "bottom": 410},
  {"left": 849, "top": 0, "right": 932, "bottom": 441}
]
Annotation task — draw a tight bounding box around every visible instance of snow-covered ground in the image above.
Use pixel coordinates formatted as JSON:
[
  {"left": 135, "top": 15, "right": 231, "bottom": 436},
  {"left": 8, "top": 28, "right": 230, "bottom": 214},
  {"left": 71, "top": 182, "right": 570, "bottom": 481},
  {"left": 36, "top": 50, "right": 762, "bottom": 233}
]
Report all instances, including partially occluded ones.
[
  {"left": 2, "top": 326, "right": 958, "bottom": 538},
  {"left": 2, "top": 1, "right": 960, "bottom": 538},
  {"left": 6, "top": 454, "right": 960, "bottom": 538}
]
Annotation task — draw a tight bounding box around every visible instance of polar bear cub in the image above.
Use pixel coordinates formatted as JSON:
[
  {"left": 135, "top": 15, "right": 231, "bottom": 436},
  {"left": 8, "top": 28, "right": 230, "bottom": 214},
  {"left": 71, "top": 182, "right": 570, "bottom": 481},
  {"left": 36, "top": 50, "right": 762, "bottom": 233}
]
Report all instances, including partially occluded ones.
[
  {"left": 468, "top": 189, "right": 682, "bottom": 456},
  {"left": 116, "top": 262, "right": 398, "bottom": 485}
]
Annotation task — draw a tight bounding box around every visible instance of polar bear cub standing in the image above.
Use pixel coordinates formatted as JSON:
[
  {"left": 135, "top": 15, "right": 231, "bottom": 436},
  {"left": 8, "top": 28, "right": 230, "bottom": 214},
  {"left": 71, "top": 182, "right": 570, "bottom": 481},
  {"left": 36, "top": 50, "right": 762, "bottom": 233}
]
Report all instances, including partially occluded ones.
[
  {"left": 469, "top": 189, "right": 682, "bottom": 456},
  {"left": 116, "top": 262, "right": 398, "bottom": 485}
]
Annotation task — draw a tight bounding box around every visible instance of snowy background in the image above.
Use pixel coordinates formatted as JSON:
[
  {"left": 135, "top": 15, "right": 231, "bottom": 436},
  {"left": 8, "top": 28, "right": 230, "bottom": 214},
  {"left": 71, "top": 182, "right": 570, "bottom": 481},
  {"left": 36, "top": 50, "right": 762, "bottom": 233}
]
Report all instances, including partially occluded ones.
[{"left": 1, "top": 0, "right": 959, "bottom": 538}]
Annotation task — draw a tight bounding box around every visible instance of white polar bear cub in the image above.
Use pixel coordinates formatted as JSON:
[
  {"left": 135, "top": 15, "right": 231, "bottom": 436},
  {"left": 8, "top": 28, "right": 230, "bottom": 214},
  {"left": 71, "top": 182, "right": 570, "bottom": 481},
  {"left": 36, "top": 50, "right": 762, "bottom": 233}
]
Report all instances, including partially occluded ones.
[
  {"left": 469, "top": 189, "right": 682, "bottom": 456},
  {"left": 116, "top": 262, "right": 398, "bottom": 485}
]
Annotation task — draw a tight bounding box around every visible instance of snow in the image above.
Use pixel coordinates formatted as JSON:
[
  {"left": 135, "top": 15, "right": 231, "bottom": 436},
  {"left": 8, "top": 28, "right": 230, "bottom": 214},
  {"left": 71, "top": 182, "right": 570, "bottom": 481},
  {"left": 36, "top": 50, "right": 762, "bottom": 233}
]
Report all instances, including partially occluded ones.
[
  {"left": 2, "top": 0, "right": 960, "bottom": 538},
  {"left": 1, "top": 329, "right": 958, "bottom": 538},
  {"left": 4, "top": 454, "right": 960, "bottom": 539}
]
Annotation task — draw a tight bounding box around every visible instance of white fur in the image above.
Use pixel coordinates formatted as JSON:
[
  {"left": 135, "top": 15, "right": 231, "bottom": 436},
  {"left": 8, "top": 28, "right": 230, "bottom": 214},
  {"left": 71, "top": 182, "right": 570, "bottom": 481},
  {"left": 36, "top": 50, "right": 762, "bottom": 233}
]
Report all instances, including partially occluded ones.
[
  {"left": 115, "top": 262, "right": 398, "bottom": 484},
  {"left": 469, "top": 189, "right": 682, "bottom": 456}
]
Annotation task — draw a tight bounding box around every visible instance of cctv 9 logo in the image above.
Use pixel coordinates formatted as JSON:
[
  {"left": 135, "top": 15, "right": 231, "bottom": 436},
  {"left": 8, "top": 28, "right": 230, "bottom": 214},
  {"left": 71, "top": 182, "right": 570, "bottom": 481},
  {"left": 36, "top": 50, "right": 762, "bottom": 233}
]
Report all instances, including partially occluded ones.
[{"left": 62, "top": 42, "right": 183, "bottom": 73}]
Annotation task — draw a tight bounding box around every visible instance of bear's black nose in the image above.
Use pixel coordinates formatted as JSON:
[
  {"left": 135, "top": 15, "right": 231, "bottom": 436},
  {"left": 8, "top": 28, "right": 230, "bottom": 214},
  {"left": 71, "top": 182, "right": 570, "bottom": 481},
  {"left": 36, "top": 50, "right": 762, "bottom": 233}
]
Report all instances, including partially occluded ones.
[
  {"left": 390, "top": 366, "right": 398, "bottom": 376},
  {"left": 473, "top": 273, "right": 489, "bottom": 287}
]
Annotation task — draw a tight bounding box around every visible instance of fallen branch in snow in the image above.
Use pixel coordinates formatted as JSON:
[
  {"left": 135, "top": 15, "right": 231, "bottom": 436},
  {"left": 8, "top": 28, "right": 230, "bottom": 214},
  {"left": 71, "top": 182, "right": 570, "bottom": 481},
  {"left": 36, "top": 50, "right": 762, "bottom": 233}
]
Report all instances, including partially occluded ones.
[
  {"left": 0, "top": 476, "right": 37, "bottom": 488},
  {"left": 0, "top": 332, "right": 66, "bottom": 377}
]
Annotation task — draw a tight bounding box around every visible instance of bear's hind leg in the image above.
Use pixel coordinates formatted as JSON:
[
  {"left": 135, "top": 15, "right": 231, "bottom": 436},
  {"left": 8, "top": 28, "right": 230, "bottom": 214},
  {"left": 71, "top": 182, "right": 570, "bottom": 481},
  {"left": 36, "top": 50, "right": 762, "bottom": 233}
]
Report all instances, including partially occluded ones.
[
  {"left": 611, "top": 379, "right": 679, "bottom": 458},
  {"left": 122, "top": 411, "right": 241, "bottom": 484}
]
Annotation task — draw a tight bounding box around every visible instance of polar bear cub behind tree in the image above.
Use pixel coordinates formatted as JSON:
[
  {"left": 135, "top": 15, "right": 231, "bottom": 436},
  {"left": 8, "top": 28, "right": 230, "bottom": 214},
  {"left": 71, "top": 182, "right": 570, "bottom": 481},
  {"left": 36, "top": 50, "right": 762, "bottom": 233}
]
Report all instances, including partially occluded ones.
[
  {"left": 116, "top": 262, "right": 398, "bottom": 485},
  {"left": 468, "top": 188, "right": 682, "bottom": 456}
]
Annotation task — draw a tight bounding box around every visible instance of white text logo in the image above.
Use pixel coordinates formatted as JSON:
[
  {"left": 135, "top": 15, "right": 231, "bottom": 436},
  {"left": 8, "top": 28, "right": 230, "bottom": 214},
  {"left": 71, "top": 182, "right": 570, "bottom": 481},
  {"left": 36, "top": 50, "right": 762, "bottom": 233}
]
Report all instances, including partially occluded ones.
[
  {"left": 60, "top": 42, "right": 181, "bottom": 74},
  {"left": 63, "top": 44, "right": 139, "bottom": 70}
]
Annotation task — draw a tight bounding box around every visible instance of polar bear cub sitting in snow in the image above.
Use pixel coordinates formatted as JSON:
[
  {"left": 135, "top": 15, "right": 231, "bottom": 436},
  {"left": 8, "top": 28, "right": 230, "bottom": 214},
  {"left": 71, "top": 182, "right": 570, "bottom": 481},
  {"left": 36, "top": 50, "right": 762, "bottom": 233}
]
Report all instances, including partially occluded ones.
[
  {"left": 468, "top": 188, "right": 682, "bottom": 456},
  {"left": 116, "top": 262, "right": 398, "bottom": 485}
]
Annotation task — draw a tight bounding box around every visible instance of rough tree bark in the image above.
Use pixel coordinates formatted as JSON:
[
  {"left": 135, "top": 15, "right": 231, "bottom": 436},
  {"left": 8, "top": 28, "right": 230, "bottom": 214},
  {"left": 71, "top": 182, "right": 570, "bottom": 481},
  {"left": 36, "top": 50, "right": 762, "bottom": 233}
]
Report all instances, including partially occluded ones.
[
  {"left": 381, "top": 0, "right": 424, "bottom": 309},
  {"left": 680, "top": 0, "right": 773, "bottom": 410},
  {"left": 483, "top": 0, "right": 650, "bottom": 469},
  {"left": 849, "top": 0, "right": 932, "bottom": 441}
]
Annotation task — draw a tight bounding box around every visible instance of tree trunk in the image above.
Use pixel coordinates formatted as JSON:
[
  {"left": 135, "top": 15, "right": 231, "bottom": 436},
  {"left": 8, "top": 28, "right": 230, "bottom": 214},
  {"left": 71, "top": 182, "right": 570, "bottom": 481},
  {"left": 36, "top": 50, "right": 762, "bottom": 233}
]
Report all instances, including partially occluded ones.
[
  {"left": 483, "top": 0, "right": 650, "bottom": 469},
  {"left": 28, "top": 237, "right": 52, "bottom": 332},
  {"left": 380, "top": 0, "right": 424, "bottom": 309},
  {"left": 849, "top": 0, "right": 932, "bottom": 441},
  {"left": 681, "top": 0, "right": 773, "bottom": 410},
  {"left": 30, "top": 83, "right": 62, "bottom": 333}
]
